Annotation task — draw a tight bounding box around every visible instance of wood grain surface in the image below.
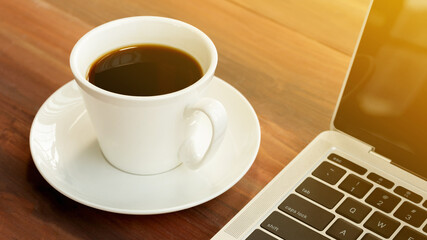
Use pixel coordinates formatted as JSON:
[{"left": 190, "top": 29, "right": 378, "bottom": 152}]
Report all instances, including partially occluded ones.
[{"left": 0, "top": 0, "right": 370, "bottom": 239}]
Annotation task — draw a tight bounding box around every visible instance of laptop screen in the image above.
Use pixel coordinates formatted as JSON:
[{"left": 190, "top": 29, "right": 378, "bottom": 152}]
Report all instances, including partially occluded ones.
[{"left": 333, "top": 0, "right": 427, "bottom": 179}]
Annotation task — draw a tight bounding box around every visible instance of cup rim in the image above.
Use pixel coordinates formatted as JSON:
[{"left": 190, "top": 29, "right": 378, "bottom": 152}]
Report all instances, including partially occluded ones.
[{"left": 70, "top": 16, "right": 218, "bottom": 102}]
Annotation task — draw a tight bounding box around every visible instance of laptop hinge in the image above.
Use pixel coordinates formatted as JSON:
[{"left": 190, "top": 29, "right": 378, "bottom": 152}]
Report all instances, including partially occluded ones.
[
  {"left": 333, "top": 129, "right": 392, "bottom": 164},
  {"left": 332, "top": 129, "right": 374, "bottom": 153},
  {"left": 368, "top": 150, "right": 392, "bottom": 163}
]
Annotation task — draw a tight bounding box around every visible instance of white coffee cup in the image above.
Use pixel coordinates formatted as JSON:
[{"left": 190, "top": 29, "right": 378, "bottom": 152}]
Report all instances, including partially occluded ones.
[{"left": 70, "top": 16, "right": 227, "bottom": 175}]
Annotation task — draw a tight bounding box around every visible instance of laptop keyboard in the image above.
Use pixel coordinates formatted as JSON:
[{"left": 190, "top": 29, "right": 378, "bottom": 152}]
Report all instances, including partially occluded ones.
[{"left": 246, "top": 153, "right": 427, "bottom": 240}]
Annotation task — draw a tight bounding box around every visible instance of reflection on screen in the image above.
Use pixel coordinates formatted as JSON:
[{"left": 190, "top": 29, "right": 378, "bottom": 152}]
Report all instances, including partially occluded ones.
[{"left": 334, "top": 0, "right": 427, "bottom": 179}]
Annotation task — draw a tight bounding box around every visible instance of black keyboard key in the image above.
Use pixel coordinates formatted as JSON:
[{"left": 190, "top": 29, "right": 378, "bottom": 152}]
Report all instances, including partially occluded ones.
[
  {"left": 261, "top": 211, "right": 330, "bottom": 240},
  {"left": 327, "top": 154, "right": 367, "bottom": 175},
  {"left": 361, "top": 233, "right": 381, "bottom": 240},
  {"left": 246, "top": 229, "right": 277, "bottom": 240},
  {"left": 365, "top": 188, "right": 401, "bottom": 213},
  {"left": 339, "top": 174, "right": 373, "bottom": 198},
  {"left": 296, "top": 177, "right": 344, "bottom": 209},
  {"left": 394, "top": 201, "right": 427, "bottom": 227},
  {"left": 364, "top": 211, "right": 400, "bottom": 238},
  {"left": 336, "top": 197, "right": 372, "bottom": 223},
  {"left": 394, "top": 186, "right": 423, "bottom": 203},
  {"left": 279, "top": 194, "right": 335, "bottom": 230},
  {"left": 326, "top": 218, "right": 362, "bottom": 240},
  {"left": 367, "top": 172, "right": 394, "bottom": 189},
  {"left": 312, "top": 161, "right": 346, "bottom": 185},
  {"left": 394, "top": 226, "right": 427, "bottom": 240}
]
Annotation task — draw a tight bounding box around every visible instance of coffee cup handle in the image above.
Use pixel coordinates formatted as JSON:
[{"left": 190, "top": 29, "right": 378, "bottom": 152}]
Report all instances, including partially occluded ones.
[{"left": 179, "top": 98, "right": 227, "bottom": 169}]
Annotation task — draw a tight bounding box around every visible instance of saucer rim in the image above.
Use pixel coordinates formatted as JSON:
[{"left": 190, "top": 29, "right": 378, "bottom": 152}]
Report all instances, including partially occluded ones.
[{"left": 29, "top": 76, "right": 261, "bottom": 214}]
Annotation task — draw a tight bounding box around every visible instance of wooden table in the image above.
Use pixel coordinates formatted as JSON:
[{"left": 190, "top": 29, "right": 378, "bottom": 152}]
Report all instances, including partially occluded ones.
[{"left": 0, "top": 0, "right": 370, "bottom": 239}]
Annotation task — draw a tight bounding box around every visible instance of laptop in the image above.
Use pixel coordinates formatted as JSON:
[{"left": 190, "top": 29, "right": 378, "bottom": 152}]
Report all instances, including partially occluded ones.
[{"left": 213, "top": 0, "right": 427, "bottom": 239}]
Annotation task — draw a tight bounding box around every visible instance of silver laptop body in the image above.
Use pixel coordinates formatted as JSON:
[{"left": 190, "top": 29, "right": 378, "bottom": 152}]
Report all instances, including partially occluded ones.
[{"left": 213, "top": 1, "right": 427, "bottom": 239}]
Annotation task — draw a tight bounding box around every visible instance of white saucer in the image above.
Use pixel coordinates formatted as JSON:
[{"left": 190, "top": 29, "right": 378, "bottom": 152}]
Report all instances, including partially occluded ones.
[{"left": 30, "top": 76, "right": 261, "bottom": 214}]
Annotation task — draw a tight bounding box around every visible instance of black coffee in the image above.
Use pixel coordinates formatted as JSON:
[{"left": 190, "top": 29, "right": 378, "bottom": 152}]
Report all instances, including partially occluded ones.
[{"left": 87, "top": 44, "right": 203, "bottom": 96}]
